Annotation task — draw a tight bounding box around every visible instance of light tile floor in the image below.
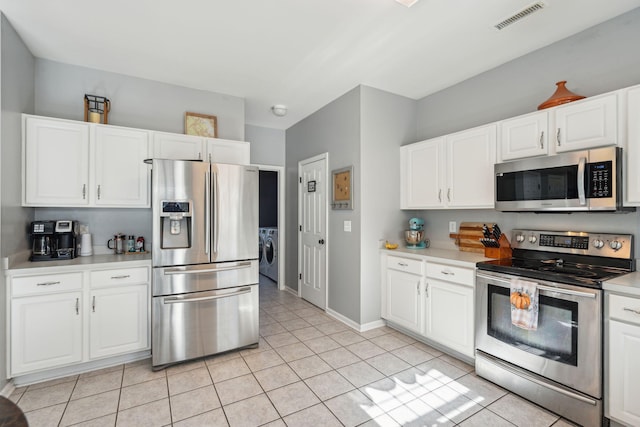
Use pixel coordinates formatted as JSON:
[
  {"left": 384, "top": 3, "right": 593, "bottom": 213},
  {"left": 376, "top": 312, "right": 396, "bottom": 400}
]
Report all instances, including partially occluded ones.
[{"left": 9, "top": 276, "right": 580, "bottom": 427}]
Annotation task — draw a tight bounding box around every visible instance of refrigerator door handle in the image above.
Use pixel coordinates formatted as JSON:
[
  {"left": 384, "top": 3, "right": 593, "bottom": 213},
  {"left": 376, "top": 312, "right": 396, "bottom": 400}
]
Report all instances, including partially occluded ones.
[
  {"left": 163, "top": 262, "right": 252, "bottom": 275},
  {"left": 205, "top": 170, "right": 211, "bottom": 255},
  {"left": 212, "top": 170, "right": 219, "bottom": 255},
  {"left": 163, "top": 287, "right": 252, "bottom": 304}
]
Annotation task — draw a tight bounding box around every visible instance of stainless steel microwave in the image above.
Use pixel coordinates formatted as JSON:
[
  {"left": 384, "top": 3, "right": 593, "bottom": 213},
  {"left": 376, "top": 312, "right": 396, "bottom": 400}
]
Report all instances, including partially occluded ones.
[{"left": 494, "top": 146, "right": 626, "bottom": 212}]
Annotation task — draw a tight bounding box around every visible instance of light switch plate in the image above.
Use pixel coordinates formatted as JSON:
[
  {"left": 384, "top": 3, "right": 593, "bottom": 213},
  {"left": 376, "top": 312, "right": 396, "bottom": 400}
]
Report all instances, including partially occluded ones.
[
  {"left": 449, "top": 221, "right": 457, "bottom": 233},
  {"left": 344, "top": 220, "right": 352, "bottom": 232}
]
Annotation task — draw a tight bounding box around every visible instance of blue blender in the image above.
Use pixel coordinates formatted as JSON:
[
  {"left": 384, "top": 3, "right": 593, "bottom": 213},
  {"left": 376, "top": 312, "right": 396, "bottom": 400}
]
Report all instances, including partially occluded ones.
[{"left": 405, "top": 218, "right": 427, "bottom": 249}]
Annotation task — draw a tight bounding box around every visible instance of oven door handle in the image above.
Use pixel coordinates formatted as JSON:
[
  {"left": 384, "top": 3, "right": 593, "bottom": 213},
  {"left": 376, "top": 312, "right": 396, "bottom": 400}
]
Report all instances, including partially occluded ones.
[
  {"left": 476, "top": 273, "right": 597, "bottom": 299},
  {"left": 163, "top": 287, "right": 252, "bottom": 304}
]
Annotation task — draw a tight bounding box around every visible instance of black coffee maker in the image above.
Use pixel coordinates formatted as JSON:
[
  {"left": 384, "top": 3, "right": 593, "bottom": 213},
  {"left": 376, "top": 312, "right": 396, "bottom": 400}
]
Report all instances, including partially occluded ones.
[
  {"left": 54, "top": 220, "right": 77, "bottom": 260},
  {"left": 29, "top": 220, "right": 56, "bottom": 261}
]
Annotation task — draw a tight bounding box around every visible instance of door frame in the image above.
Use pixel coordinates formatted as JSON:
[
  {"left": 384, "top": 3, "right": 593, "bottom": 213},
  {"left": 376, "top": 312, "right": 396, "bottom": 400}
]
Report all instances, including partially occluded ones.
[
  {"left": 254, "top": 164, "right": 285, "bottom": 291},
  {"left": 297, "top": 153, "right": 329, "bottom": 307}
]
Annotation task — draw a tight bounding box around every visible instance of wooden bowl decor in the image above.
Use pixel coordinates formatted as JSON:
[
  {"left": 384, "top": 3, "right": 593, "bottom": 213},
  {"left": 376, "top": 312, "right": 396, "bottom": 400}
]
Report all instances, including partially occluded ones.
[{"left": 537, "top": 81, "right": 585, "bottom": 110}]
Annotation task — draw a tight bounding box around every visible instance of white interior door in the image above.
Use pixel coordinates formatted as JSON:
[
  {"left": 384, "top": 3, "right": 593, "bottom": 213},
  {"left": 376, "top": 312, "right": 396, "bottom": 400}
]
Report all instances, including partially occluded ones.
[{"left": 299, "top": 154, "right": 328, "bottom": 309}]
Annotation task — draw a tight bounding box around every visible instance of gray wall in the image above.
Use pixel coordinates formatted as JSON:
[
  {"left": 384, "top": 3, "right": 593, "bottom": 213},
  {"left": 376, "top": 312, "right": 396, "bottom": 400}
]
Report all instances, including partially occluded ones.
[
  {"left": 412, "top": 8, "right": 640, "bottom": 251},
  {"left": 286, "top": 87, "right": 361, "bottom": 321},
  {"left": 0, "top": 13, "right": 35, "bottom": 389},
  {"left": 246, "top": 124, "right": 285, "bottom": 166},
  {"left": 360, "top": 86, "right": 416, "bottom": 324},
  {"left": 35, "top": 59, "right": 245, "bottom": 140}
]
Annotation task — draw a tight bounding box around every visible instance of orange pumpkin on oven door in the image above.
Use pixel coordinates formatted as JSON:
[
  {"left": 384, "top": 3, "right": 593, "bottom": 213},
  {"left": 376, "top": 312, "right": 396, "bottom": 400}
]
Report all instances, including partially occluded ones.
[{"left": 510, "top": 292, "right": 531, "bottom": 310}]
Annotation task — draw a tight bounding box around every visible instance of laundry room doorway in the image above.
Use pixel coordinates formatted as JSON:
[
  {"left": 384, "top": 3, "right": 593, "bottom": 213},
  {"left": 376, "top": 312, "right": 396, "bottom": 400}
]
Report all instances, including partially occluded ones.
[{"left": 256, "top": 165, "right": 285, "bottom": 290}]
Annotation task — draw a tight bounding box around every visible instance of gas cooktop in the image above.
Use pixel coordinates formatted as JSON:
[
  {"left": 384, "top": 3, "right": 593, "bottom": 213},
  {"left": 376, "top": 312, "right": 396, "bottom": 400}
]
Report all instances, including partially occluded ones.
[{"left": 476, "top": 229, "right": 635, "bottom": 288}]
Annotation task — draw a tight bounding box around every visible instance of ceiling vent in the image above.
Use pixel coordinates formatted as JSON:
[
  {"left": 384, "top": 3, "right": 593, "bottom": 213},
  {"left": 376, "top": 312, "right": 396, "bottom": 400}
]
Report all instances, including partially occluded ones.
[{"left": 494, "top": 2, "right": 545, "bottom": 30}]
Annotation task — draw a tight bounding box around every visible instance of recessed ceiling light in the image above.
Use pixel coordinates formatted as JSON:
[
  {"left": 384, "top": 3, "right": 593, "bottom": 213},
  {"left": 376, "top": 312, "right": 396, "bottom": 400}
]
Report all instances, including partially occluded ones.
[{"left": 395, "top": 0, "right": 419, "bottom": 7}]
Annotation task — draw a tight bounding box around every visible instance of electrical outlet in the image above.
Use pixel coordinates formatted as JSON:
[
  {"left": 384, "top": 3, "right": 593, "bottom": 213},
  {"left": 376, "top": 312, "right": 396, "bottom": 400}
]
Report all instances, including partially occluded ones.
[{"left": 449, "top": 221, "right": 457, "bottom": 233}]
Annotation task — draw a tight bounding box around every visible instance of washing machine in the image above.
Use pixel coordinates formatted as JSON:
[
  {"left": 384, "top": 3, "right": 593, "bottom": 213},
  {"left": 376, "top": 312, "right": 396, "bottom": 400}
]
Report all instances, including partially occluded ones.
[
  {"left": 258, "top": 228, "right": 269, "bottom": 276},
  {"left": 264, "top": 228, "right": 278, "bottom": 282}
]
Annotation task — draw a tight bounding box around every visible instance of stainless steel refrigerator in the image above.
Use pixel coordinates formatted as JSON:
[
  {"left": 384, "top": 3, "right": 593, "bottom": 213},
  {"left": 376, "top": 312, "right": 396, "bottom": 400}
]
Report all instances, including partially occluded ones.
[{"left": 151, "top": 159, "right": 259, "bottom": 369}]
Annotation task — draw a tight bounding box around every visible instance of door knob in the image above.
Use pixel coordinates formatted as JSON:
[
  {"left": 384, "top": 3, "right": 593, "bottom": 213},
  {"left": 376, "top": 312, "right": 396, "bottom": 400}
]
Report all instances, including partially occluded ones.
[{"left": 319, "top": 239, "right": 325, "bottom": 245}]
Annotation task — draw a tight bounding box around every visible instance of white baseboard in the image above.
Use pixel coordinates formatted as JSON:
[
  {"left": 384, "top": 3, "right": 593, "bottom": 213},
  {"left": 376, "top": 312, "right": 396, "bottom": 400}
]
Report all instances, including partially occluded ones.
[
  {"left": 326, "top": 308, "right": 386, "bottom": 333},
  {"left": 0, "top": 380, "right": 15, "bottom": 398},
  {"left": 284, "top": 286, "right": 298, "bottom": 297}
]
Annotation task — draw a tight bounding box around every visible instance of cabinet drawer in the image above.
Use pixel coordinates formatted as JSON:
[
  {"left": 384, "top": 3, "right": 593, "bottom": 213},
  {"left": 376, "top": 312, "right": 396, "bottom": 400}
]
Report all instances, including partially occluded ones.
[
  {"left": 91, "top": 267, "right": 148, "bottom": 287},
  {"left": 387, "top": 256, "right": 423, "bottom": 275},
  {"left": 609, "top": 294, "right": 640, "bottom": 326},
  {"left": 12, "top": 272, "right": 83, "bottom": 297},
  {"left": 425, "top": 262, "right": 474, "bottom": 286}
]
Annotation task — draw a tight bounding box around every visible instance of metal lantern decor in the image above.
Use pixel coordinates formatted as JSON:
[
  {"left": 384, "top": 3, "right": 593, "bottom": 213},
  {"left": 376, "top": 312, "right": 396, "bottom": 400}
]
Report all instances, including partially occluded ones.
[{"left": 84, "top": 94, "right": 111, "bottom": 124}]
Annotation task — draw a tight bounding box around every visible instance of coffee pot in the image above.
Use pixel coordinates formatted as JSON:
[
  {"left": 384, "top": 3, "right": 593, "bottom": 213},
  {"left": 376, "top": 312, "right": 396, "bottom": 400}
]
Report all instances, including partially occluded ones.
[{"left": 107, "top": 233, "right": 126, "bottom": 254}]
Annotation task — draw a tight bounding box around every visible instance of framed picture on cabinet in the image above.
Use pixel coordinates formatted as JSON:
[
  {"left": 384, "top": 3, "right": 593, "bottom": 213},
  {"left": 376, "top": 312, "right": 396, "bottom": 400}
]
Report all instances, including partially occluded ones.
[
  {"left": 332, "top": 166, "right": 353, "bottom": 210},
  {"left": 185, "top": 112, "right": 218, "bottom": 138}
]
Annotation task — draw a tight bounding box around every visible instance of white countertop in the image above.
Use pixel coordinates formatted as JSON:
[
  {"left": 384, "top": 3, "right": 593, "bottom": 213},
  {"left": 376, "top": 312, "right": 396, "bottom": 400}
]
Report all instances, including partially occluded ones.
[
  {"left": 7, "top": 253, "right": 152, "bottom": 275},
  {"left": 603, "top": 271, "right": 640, "bottom": 297},
  {"left": 381, "top": 246, "right": 491, "bottom": 267}
]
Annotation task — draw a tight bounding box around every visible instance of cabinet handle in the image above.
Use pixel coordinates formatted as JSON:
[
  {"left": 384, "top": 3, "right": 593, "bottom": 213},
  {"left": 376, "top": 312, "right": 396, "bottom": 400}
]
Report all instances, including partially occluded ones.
[
  {"left": 82, "top": 184, "right": 86, "bottom": 199},
  {"left": 75, "top": 298, "right": 79, "bottom": 315},
  {"left": 438, "top": 189, "right": 442, "bottom": 202},
  {"left": 425, "top": 282, "right": 429, "bottom": 297},
  {"left": 447, "top": 188, "right": 451, "bottom": 202},
  {"left": 208, "top": 153, "right": 212, "bottom": 162},
  {"left": 110, "top": 275, "right": 131, "bottom": 279},
  {"left": 198, "top": 152, "right": 202, "bottom": 160},
  {"left": 97, "top": 185, "right": 101, "bottom": 200},
  {"left": 556, "top": 128, "right": 561, "bottom": 146},
  {"left": 623, "top": 307, "right": 640, "bottom": 315},
  {"left": 441, "top": 270, "right": 455, "bottom": 276},
  {"left": 92, "top": 296, "right": 96, "bottom": 312},
  {"left": 36, "top": 281, "right": 60, "bottom": 286},
  {"left": 417, "top": 281, "right": 420, "bottom": 295},
  {"left": 397, "top": 262, "right": 408, "bottom": 267},
  {"left": 540, "top": 131, "right": 544, "bottom": 149}
]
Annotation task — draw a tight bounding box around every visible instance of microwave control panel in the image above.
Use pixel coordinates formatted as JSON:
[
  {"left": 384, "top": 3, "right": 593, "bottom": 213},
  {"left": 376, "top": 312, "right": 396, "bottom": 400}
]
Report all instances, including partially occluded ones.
[{"left": 587, "top": 161, "right": 612, "bottom": 198}]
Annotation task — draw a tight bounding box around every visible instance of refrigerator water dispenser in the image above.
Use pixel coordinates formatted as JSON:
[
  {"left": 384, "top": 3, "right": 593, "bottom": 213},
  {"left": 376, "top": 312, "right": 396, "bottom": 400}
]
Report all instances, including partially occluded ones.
[{"left": 160, "top": 201, "right": 192, "bottom": 249}]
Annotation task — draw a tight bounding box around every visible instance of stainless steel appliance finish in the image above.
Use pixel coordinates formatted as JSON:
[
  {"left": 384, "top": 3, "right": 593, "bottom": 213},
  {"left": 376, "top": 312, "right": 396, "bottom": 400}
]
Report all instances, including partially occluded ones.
[
  {"left": 151, "top": 159, "right": 259, "bottom": 369},
  {"left": 475, "top": 229, "right": 635, "bottom": 427},
  {"left": 494, "top": 146, "right": 627, "bottom": 212}
]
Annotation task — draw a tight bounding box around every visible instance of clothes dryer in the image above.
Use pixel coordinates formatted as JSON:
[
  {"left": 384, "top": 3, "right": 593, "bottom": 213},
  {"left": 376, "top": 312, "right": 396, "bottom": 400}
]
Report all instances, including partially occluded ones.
[
  {"left": 258, "top": 228, "right": 269, "bottom": 276},
  {"left": 264, "top": 228, "right": 278, "bottom": 282}
]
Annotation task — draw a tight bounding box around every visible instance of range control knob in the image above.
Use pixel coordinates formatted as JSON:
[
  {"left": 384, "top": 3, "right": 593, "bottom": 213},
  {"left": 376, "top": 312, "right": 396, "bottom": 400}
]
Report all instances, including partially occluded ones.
[
  {"left": 528, "top": 235, "right": 537, "bottom": 244},
  {"left": 593, "top": 239, "right": 604, "bottom": 249},
  {"left": 516, "top": 234, "right": 525, "bottom": 243},
  {"left": 609, "top": 240, "right": 623, "bottom": 251}
]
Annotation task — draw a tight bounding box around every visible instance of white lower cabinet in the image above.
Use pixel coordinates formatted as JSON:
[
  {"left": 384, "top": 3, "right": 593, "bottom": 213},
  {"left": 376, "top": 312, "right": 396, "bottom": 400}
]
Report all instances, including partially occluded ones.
[
  {"left": 11, "top": 292, "right": 83, "bottom": 375},
  {"left": 607, "top": 293, "right": 640, "bottom": 426},
  {"left": 385, "top": 261, "right": 424, "bottom": 334},
  {"left": 381, "top": 253, "right": 475, "bottom": 358},
  {"left": 8, "top": 263, "right": 150, "bottom": 377}
]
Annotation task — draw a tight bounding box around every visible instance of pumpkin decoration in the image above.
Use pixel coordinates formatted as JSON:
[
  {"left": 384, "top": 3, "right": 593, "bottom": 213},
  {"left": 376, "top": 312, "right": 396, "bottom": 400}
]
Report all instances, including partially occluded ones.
[{"left": 510, "top": 291, "right": 531, "bottom": 310}]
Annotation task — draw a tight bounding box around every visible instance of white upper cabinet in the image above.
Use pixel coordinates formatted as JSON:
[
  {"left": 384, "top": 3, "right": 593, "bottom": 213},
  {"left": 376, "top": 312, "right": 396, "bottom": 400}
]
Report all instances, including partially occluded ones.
[
  {"left": 499, "top": 110, "right": 549, "bottom": 161},
  {"left": 206, "top": 138, "right": 250, "bottom": 165},
  {"left": 401, "top": 124, "right": 496, "bottom": 210},
  {"left": 400, "top": 137, "right": 446, "bottom": 209},
  {"left": 23, "top": 115, "right": 150, "bottom": 208},
  {"left": 446, "top": 124, "right": 497, "bottom": 208},
  {"left": 624, "top": 85, "right": 640, "bottom": 205},
  {"left": 23, "top": 116, "right": 90, "bottom": 206},
  {"left": 152, "top": 132, "right": 204, "bottom": 160},
  {"left": 93, "top": 125, "right": 150, "bottom": 207},
  {"left": 553, "top": 92, "right": 617, "bottom": 153}
]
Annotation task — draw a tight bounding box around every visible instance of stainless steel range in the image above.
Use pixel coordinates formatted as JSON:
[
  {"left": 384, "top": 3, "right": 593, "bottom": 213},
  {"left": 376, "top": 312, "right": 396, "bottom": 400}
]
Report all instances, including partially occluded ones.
[{"left": 475, "top": 229, "right": 634, "bottom": 427}]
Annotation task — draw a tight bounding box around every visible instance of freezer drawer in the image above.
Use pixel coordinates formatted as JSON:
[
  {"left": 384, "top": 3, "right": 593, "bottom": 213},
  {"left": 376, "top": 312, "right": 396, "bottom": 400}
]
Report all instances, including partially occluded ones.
[
  {"left": 152, "top": 260, "right": 258, "bottom": 296},
  {"left": 152, "top": 284, "right": 258, "bottom": 368}
]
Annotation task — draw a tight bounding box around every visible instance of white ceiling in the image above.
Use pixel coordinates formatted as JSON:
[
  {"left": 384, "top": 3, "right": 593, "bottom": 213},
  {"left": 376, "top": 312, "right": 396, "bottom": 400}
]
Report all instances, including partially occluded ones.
[{"left": 1, "top": 0, "right": 639, "bottom": 130}]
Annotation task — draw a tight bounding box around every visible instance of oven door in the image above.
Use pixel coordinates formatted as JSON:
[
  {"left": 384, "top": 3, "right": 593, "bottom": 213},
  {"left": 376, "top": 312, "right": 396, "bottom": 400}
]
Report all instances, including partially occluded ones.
[{"left": 475, "top": 271, "right": 602, "bottom": 398}]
